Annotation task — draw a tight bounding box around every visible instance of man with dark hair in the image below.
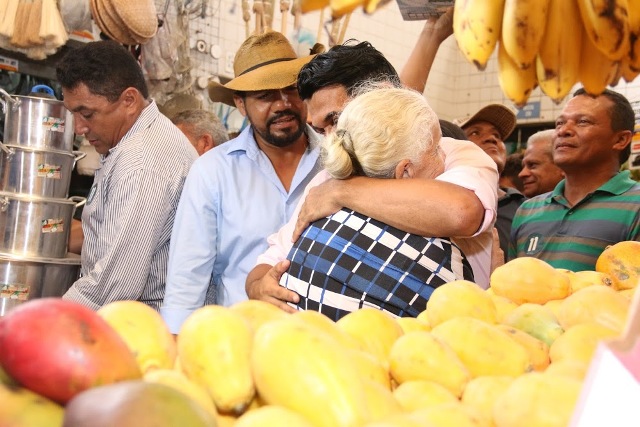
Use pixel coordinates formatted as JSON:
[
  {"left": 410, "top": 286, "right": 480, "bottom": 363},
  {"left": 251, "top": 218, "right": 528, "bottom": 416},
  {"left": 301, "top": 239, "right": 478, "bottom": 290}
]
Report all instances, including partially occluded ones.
[
  {"left": 56, "top": 40, "right": 198, "bottom": 310},
  {"left": 510, "top": 88, "right": 640, "bottom": 271},
  {"left": 459, "top": 104, "right": 526, "bottom": 262},
  {"left": 161, "top": 32, "right": 323, "bottom": 333},
  {"left": 246, "top": 40, "right": 499, "bottom": 312}
]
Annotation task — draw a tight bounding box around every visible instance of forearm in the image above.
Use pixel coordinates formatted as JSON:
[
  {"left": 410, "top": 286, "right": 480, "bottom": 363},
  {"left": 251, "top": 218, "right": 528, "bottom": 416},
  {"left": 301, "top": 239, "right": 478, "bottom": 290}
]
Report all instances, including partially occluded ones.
[
  {"left": 400, "top": 30, "right": 443, "bottom": 93},
  {"left": 333, "top": 177, "right": 484, "bottom": 237}
]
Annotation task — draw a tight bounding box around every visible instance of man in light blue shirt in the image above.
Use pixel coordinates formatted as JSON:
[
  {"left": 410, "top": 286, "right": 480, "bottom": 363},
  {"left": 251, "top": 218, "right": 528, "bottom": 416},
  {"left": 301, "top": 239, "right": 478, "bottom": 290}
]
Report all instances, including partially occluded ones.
[{"left": 161, "top": 32, "right": 323, "bottom": 333}]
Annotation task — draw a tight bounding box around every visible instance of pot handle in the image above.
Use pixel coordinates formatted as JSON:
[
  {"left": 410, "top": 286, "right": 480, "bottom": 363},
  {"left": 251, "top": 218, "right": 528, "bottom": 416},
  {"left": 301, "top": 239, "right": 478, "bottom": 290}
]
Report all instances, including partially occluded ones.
[
  {"left": 68, "top": 196, "right": 87, "bottom": 210},
  {"left": 0, "top": 88, "right": 20, "bottom": 114},
  {"left": 0, "top": 140, "right": 14, "bottom": 157},
  {"left": 72, "top": 150, "right": 87, "bottom": 168}
]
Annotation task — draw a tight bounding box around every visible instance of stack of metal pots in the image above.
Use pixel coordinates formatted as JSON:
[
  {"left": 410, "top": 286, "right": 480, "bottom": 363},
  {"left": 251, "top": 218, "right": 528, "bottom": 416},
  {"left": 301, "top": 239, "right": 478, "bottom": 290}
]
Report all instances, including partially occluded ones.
[{"left": 0, "top": 85, "right": 86, "bottom": 316}]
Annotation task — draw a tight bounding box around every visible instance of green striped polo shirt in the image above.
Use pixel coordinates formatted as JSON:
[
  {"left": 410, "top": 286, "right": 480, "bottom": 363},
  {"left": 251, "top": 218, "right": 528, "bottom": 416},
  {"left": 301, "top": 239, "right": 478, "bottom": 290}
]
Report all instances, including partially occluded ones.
[{"left": 508, "top": 171, "right": 640, "bottom": 271}]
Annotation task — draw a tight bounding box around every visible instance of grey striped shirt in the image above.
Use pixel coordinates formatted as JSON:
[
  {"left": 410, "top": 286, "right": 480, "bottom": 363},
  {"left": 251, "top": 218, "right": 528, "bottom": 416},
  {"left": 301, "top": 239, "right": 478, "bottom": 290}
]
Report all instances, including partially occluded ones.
[{"left": 63, "top": 101, "right": 198, "bottom": 310}]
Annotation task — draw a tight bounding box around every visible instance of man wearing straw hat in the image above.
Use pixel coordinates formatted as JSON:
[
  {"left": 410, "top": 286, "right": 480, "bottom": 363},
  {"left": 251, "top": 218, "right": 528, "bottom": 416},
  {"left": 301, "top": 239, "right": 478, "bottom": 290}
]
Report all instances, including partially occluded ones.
[
  {"left": 161, "top": 31, "right": 323, "bottom": 333},
  {"left": 56, "top": 40, "right": 198, "bottom": 310}
]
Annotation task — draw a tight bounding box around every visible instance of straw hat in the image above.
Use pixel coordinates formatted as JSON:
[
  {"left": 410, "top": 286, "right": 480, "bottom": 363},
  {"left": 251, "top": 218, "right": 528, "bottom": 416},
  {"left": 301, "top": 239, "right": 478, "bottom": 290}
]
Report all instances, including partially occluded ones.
[
  {"left": 90, "top": 0, "right": 156, "bottom": 46},
  {"left": 459, "top": 104, "right": 517, "bottom": 140},
  {"left": 208, "top": 31, "right": 316, "bottom": 107}
]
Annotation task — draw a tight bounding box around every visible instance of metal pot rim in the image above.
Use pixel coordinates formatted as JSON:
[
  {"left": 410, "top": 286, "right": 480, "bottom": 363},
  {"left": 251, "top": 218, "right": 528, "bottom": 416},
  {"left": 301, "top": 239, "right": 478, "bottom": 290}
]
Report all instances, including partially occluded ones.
[
  {"left": 7, "top": 94, "right": 64, "bottom": 105},
  {"left": 0, "top": 251, "right": 81, "bottom": 265}
]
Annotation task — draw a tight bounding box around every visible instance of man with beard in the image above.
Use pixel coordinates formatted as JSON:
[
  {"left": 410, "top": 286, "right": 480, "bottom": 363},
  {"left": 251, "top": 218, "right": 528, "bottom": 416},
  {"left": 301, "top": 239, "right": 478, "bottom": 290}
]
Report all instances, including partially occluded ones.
[{"left": 161, "top": 32, "right": 323, "bottom": 333}]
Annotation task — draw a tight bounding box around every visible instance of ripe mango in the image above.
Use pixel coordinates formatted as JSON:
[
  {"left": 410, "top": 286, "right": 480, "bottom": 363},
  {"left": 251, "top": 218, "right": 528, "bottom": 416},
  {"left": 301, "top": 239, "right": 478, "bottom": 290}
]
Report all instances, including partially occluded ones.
[{"left": 63, "top": 380, "right": 216, "bottom": 427}]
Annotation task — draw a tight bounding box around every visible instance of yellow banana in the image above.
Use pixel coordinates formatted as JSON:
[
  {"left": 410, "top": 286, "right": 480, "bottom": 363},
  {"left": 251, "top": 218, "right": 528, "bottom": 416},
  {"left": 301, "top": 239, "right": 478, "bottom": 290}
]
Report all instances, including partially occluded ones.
[
  {"left": 626, "top": 0, "right": 640, "bottom": 69},
  {"left": 0, "top": 382, "right": 64, "bottom": 426},
  {"left": 252, "top": 319, "right": 370, "bottom": 427},
  {"left": 620, "top": 57, "right": 640, "bottom": 82},
  {"left": 501, "top": 0, "right": 551, "bottom": 69},
  {"left": 178, "top": 305, "right": 255, "bottom": 415},
  {"left": 578, "top": 27, "right": 620, "bottom": 95},
  {"left": 453, "top": 0, "right": 506, "bottom": 70},
  {"left": 536, "top": 0, "right": 583, "bottom": 103},
  {"left": 576, "top": 0, "right": 630, "bottom": 60},
  {"left": 300, "top": 0, "right": 329, "bottom": 13},
  {"left": 497, "top": 39, "right": 538, "bottom": 108}
]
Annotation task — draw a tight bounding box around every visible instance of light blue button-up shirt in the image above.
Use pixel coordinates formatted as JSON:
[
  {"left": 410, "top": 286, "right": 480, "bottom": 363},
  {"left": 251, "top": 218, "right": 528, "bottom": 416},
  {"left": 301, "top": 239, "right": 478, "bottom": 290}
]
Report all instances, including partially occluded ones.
[{"left": 161, "top": 125, "right": 322, "bottom": 333}]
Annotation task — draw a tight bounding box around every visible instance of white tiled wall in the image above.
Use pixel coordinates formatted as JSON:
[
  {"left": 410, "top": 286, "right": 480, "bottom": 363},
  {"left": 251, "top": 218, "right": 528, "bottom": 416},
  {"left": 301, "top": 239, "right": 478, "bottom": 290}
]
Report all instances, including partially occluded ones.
[{"left": 166, "top": 0, "right": 640, "bottom": 133}]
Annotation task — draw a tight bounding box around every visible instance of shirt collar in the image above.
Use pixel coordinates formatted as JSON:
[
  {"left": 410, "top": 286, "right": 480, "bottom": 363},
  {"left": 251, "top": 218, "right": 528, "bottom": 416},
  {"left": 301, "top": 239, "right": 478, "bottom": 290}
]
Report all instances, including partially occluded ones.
[{"left": 549, "top": 170, "right": 636, "bottom": 204}]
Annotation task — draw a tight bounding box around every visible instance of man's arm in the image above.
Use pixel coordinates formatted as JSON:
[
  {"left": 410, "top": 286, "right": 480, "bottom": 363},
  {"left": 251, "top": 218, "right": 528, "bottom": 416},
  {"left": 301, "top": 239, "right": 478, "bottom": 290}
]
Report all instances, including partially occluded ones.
[
  {"left": 161, "top": 163, "right": 220, "bottom": 334},
  {"left": 399, "top": 7, "right": 454, "bottom": 93},
  {"left": 293, "top": 139, "right": 499, "bottom": 242}
]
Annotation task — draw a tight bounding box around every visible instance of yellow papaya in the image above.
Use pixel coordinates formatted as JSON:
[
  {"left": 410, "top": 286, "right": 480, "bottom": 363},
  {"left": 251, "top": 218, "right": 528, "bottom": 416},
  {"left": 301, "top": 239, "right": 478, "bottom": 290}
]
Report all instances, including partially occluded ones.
[
  {"left": 252, "top": 319, "right": 370, "bottom": 427},
  {"left": 565, "top": 270, "right": 615, "bottom": 294},
  {"left": 431, "top": 317, "right": 532, "bottom": 378},
  {"left": 544, "top": 360, "right": 590, "bottom": 381},
  {"left": 389, "top": 331, "right": 470, "bottom": 397},
  {"left": 234, "top": 405, "right": 314, "bottom": 427},
  {"left": 426, "top": 280, "right": 497, "bottom": 327},
  {"left": 595, "top": 240, "right": 640, "bottom": 290},
  {"left": 549, "top": 322, "right": 619, "bottom": 364},
  {"left": 143, "top": 369, "right": 217, "bottom": 419},
  {"left": 410, "top": 402, "right": 488, "bottom": 427},
  {"left": 229, "top": 299, "right": 288, "bottom": 334},
  {"left": 362, "top": 379, "right": 403, "bottom": 422},
  {"left": 490, "top": 294, "right": 519, "bottom": 323},
  {"left": 493, "top": 372, "right": 582, "bottom": 427},
  {"left": 496, "top": 325, "right": 550, "bottom": 371},
  {"left": 490, "top": 257, "right": 570, "bottom": 304},
  {"left": 392, "top": 380, "right": 458, "bottom": 412},
  {"left": 395, "top": 317, "right": 431, "bottom": 334},
  {"left": 501, "top": 303, "right": 564, "bottom": 346},
  {"left": 337, "top": 308, "right": 404, "bottom": 366},
  {"left": 461, "top": 375, "right": 514, "bottom": 424},
  {"left": 557, "top": 285, "right": 630, "bottom": 332}
]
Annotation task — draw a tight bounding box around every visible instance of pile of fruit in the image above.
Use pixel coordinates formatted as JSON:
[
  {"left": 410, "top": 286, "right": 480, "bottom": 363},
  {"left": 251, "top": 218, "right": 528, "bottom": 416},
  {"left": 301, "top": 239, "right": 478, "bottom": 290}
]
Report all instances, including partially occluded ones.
[
  {"left": 0, "top": 241, "right": 637, "bottom": 427},
  {"left": 453, "top": 0, "right": 640, "bottom": 107}
]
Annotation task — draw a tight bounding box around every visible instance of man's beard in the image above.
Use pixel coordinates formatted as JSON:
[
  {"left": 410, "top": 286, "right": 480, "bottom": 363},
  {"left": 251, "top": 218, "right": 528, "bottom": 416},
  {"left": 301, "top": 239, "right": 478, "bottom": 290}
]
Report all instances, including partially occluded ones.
[{"left": 254, "top": 110, "right": 305, "bottom": 148}]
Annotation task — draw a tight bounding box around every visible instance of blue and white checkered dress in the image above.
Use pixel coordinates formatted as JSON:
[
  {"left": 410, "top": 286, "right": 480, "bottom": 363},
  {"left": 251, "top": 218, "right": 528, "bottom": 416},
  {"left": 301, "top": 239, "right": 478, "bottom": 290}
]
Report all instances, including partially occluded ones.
[{"left": 280, "top": 208, "right": 475, "bottom": 321}]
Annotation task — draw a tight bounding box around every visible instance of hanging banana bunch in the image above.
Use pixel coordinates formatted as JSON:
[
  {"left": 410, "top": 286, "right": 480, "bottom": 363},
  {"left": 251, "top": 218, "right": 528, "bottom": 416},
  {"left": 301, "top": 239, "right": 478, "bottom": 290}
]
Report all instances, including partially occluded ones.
[{"left": 453, "top": 0, "right": 640, "bottom": 106}]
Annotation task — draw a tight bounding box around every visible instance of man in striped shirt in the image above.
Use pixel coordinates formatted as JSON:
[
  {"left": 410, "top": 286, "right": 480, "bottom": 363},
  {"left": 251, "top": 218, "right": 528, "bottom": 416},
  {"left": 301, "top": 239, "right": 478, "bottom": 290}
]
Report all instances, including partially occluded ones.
[
  {"left": 56, "top": 41, "right": 198, "bottom": 310},
  {"left": 509, "top": 88, "right": 640, "bottom": 271}
]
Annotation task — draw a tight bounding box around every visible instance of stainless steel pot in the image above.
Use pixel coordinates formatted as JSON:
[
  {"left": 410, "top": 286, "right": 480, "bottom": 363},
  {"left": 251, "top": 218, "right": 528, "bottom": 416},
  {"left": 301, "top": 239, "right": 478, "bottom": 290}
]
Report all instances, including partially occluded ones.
[
  {"left": 0, "top": 192, "right": 86, "bottom": 258},
  {"left": 0, "top": 88, "right": 75, "bottom": 152},
  {"left": 0, "top": 143, "right": 86, "bottom": 198},
  {"left": 0, "top": 252, "right": 81, "bottom": 317}
]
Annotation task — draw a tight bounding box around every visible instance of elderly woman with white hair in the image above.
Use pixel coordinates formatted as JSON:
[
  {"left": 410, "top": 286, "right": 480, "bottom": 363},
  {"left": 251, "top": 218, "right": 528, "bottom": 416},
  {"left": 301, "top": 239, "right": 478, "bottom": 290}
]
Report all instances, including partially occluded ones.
[{"left": 279, "top": 86, "right": 474, "bottom": 320}]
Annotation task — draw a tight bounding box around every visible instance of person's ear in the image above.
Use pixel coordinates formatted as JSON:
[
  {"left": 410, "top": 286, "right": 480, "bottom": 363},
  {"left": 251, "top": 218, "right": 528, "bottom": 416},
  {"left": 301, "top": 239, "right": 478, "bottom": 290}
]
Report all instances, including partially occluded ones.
[
  {"left": 612, "top": 129, "right": 632, "bottom": 152},
  {"left": 120, "top": 87, "right": 138, "bottom": 108},
  {"left": 233, "top": 94, "right": 247, "bottom": 116},
  {"left": 394, "top": 159, "right": 415, "bottom": 179},
  {"left": 200, "top": 134, "right": 216, "bottom": 154}
]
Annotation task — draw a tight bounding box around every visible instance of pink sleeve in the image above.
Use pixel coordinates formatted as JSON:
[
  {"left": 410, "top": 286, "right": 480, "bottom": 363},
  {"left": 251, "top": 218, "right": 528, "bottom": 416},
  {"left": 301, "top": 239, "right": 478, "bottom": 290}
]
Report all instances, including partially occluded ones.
[
  {"left": 256, "top": 170, "right": 332, "bottom": 266},
  {"left": 436, "top": 137, "right": 499, "bottom": 236}
]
